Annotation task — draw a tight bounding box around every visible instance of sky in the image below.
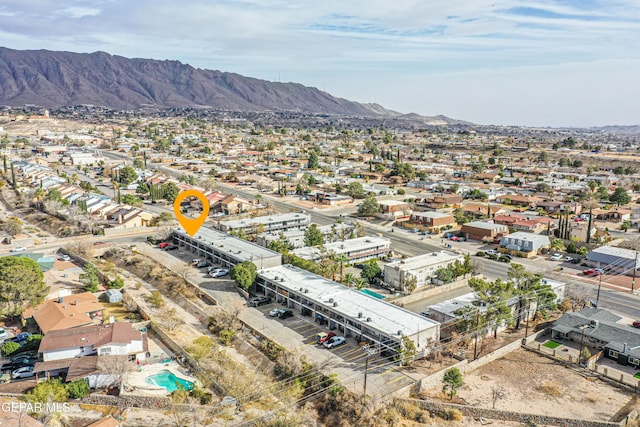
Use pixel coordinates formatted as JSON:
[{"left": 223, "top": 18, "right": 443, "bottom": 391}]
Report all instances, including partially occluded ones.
[{"left": 0, "top": 1, "right": 638, "bottom": 127}]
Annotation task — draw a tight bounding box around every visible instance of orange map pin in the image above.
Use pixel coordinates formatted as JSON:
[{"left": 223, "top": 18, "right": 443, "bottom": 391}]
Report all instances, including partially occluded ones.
[{"left": 173, "top": 190, "right": 210, "bottom": 236}]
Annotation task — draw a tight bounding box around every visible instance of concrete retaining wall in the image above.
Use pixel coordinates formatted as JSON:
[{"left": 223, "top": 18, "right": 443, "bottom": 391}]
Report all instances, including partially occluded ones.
[
  {"left": 401, "top": 398, "right": 622, "bottom": 427},
  {"left": 103, "top": 226, "right": 154, "bottom": 237}
]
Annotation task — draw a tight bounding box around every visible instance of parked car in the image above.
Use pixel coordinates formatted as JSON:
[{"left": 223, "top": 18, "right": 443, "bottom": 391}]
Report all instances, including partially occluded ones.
[
  {"left": 191, "top": 259, "right": 202, "bottom": 265},
  {"left": 550, "top": 253, "right": 563, "bottom": 261},
  {"left": 58, "top": 255, "right": 71, "bottom": 262},
  {"left": 278, "top": 309, "right": 294, "bottom": 319},
  {"left": 485, "top": 250, "right": 499, "bottom": 256},
  {"left": 498, "top": 254, "right": 513, "bottom": 262},
  {"left": 249, "top": 296, "right": 272, "bottom": 307},
  {"left": 315, "top": 331, "right": 336, "bottom": 344},
  {"left": 210, "top": 269, "right": 229, "bottom": 278},
  {"left": 269, "top": 308, "right": 286, "bottom": 317},
  {"left": 564, "top": 256, "right": 575, "bottom": 262},
  {"left": 632, "top": 321, "right": 640, "bottom": 329},
  {"left": 9, "top": 332, "right": 31, "bottom": 343},
  {"left": 0, "top": 328, "right": 8, "bottom": 340},
  {"left": 196, "top": 261, "right": 210, "bottom": 268},
  {"left": 11, "top": 366, "right": 35, "bottom": 379},
  {"left": 158, "top": 242, "right": 171, "bottom": 249},
  {"left": 10, "top": 247, "right": 27, "bottom": 252},
  {"left": 10, "top": 355, "right": 37, "bottom": 366},
  {"left": 162, "top": 245, "right": 178, "bottom": 251},
  {"left": 583, "top": 269, "right": 602, "bottom": 277},
  {"left": 323, "top": 336, "right": 346, "bottom": 349},
  {"left": 93, "top": 241, "right": 107, "bottom": 246}
]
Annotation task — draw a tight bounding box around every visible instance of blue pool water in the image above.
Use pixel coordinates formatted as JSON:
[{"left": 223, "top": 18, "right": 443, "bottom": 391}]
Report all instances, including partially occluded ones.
[
  {"left": 360, "top": 289, "right": 385, "bottom": 299},
  {"left": 145, "top": 369, "right": 194, "bottom": 392}
]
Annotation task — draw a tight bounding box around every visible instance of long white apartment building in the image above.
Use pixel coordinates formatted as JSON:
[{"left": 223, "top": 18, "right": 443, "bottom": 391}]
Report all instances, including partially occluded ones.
[
  {"left": 383, "top": 251, "right": 465, "bottom": 291},
  {"left": 292, "top": 236, "right": 391, "bottom": 263}
]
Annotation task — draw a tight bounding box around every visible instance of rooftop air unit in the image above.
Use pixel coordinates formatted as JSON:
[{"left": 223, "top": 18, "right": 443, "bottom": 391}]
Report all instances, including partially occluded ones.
[
  {"left": 366, "top": 317, "right": 372, "bottom": 322},
  {"left": 398, "top": 330, "right": 402, "bottom": 335},
  {"left": 358, "top": 312, "right": 363, "bottom": 318},
  {"left": 333, "top": 302, "right": 338, "bottom": 307},
  {"left": 304, "top": 289, "right": 309, "bottom": 293}
]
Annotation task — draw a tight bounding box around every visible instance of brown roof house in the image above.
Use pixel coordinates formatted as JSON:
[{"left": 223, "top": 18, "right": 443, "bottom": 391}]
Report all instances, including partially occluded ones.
[
  {"left": 461, "top": 221, "right": 509, "bottom": 242},
  {"left": 22, "top": 293, "right": 104, "bottom": 334},
  {"left": 460, "top": 203, "right": 508, "bottom": 219},
  {"left": 39, "top": 322, "right": 148, "bottom": 362}
]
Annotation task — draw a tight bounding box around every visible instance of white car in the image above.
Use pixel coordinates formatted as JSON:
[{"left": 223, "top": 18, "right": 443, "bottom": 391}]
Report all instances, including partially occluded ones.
[
  {"left": 323, "top": 336, "right": 346, "bottom": 349},
  {"left": 269, "top": 308, "right": 286, "bottom": 317},
  {"left": 210, "top": 269, "right": 229, "bottom": 278},
  {"left": 550, "top": 253, "right": 563, "bottom": 261},
  {"left": 59, "top": 255, "right": 71, "bottom": 262},
  {"left": 10, "top": 247, "right": 27, "bottom": 252},
  {"left": 12, "top": 366, "right": 35, "bottom": 379}
]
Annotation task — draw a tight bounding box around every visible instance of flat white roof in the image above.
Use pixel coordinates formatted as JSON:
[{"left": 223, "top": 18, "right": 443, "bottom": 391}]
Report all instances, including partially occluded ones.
[
  {"left": 411, "top": 211, "right": 452, "bottom": 219},
  {"left": 173, "top": 227, "right": 280, "bottom": 261},
  {"left": 260, "top": 265, "right": 439, "bottom": 336},
  {"left": 464, "top": 221, "right": 506, "bottom": 230},
  {"left": 386, "top": 251, "right": 463, "bottom": 271},
  {"left": 292, "top": 236, "right": 390, "bottom": 259},
  {"left": 590, "top": 245, "right": 637, "bottom": 260},
  {"left": 220, "top": 212, "right": 310, "bottom": 229},
  {"left": 378, "top": 200, "right": 409, "bottom": 207}
]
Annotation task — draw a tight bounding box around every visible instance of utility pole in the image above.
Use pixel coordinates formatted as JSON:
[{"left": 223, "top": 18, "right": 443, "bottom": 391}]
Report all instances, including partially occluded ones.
[
  {"left": 596, "top": 271, "right": 603, "bottom": 308},
  {"left": 362, "top": 344, "right": 377, "bottom": 397},
  {"left": 473, "top": 308, "right": 481, "bottom": 360},
  {"left": 632, "top": 251, "right": 638, "bottom": 294}
]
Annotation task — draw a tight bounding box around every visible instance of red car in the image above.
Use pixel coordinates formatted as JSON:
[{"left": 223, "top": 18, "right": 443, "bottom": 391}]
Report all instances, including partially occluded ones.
[
  {"left": 633, "top": 321, "right": 640, "bottom": 329},
  {"left": 315, "top": 332, "right": 336, "bottom": 344},
  {"left": 583, "top": 269, "right": 601, "bottom": 277},
  {"left": 158, "top": 242, "right": 171, "bottom": 249},
  {"left": 93, "top": 241, "right": 107, "bottom": 246}
]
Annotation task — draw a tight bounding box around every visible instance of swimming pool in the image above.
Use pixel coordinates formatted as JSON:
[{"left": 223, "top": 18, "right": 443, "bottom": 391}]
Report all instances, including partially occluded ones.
[
  {"left": 360, "top": 289, "right": 385, "bottom": 299},
  {"left": 144, "top": 369, "right": 194, "bottom": 392}
]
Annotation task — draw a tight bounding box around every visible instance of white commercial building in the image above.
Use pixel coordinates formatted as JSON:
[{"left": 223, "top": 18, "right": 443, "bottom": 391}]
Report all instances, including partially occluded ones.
[
  {"left": 256, "top": 222, "right": 355, "bottom": 249},
  {"left": 256, "top": 264, "right": 440, "bottom": 358},
  {"left": 383, "top": 251, "right": 465, "bottom": 291},
  {"left": 217, "top": 212, "right": 311, "bottom": 235},
  {"left": 292, "top": 236, "right": 391, "bottom": 263},
  {"left": 172, "top": 227, "right": 282, "bottom": 269}
]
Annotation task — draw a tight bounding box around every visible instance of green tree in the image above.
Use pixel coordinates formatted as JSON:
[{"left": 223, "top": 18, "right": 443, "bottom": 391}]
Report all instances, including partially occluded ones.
[
  {"left": 304, "top": 224, "right": 325, "bottom": 247},
  {"left": 122, "top": 194, "right": 142, "bottom": 206},
  {"left": 147, "top": 290, "right": 165, "bottom": 308},
  {"left": 597, "top": 186, "right": 609, "bottom": 200},
  {"left": 621, "top": 220, "right": 632, "bottom": 232},
  {"left": 399, "top": 335, "right": 417, "bottom": 365},
  {"left": 1, "top": 341, "right": 20, "bottom": 357},
  {"left": 118, "top": 165, "right": 138, "bottom": 185},
  {"left": 133, "top": 158, "right": 144, "bottom": 169},
  {"left": 391, "top": 162, "right": 415, "bottom": 180},
  {"left": 587, "top": 180, "right": 598, "bottom": 192},
  {"left": 343, "top": 272, "right": 355, "bottom": 287},
  {"left": 108, "top": 276, "right": 125, "bottom": 289},
  {"left": 26, "top": 379, "right": 69, "bottom": 405},
  {"left": 163, "top": 182, "right": 180, "bottom": 202},
  {"left": 360, "top": 260, "right": 381, "bottom": 284},
  {"left": 136, "top": 182, "right": 150, "bottom": 194},
  {"left": 66, "top": 379, "right": 90, "bottom": 398},
  {"left": 230, "top": 261, "right": 257, "bottom": 291},
  {"left": 308, "top": 151, "right": 319, "bottom": 170},
  {"left": 353, "top": 278, "right": 368, "bottom": 290},
  {"left": 79, "top": 263, "right": 101, "bottom": 293},
  {"left": 346, "top": 181, "right": 365, "bottom": 198},
  {"left": 550, "top": 239, "right": 565, "bottom": 252},
  {"left": 0, "top": 257, "right": 49, "bottom": 316},
  {"left": 442, "top": 367, "right": 464, "bottom": 400},
  {"left": 436, "top": 267, "right": 454, "bottom": 283},
  {"left": 610, "top": 187, "right": 631, "bottom": 206},
  {"left": 356, "top": 195, "right": 380, "bottom": 217}
]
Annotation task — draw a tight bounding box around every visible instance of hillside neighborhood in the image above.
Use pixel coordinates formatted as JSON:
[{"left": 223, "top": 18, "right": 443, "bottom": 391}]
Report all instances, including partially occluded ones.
[{"left": 0, "top": 106, "right": 640, "bottom": 426}]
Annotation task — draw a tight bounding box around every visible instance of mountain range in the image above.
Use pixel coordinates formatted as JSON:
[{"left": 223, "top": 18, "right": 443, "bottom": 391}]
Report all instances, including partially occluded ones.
[{"left": 0, "top": 47, "right": 464, "bottom": 124}]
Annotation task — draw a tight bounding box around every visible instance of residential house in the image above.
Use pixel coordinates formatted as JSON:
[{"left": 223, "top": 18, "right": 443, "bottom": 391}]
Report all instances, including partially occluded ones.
[
  {"left": 512, "top": 219, "right": 547, "bottom": 233},
  {"left": 409, "top": 211, "right": 456, "bottom": 231},
  {"left": 499, "top": 232, "right": 550, "bottom": 256},
  {"left": 213, "top": 195, "right": 258, "bottom": 215},
  {"left": 494, "top": 194, "right": 540, "bottom": 208},
  {"left": 535, "top": 201, "right": 563, "bottom": 213},
  {"left": 570, "top": 221, "right": 596, "bottom": 243},
  {"left": 310, "top": 192, "right": 353, "bottom": 206},
  {"left": 377, "top": 200, "right": 411, "bottom": 221},
  {"left": 460, "top": 221, "right": 509, "bottom": 242},
  {"left": 414, "top": 194, "right": 463, "bottom": 210},
  {"left": 593, "top": 207, "right": 632, "bottom": 223},
  {"left": 551, "top": 308, "right": 640, "bottom": 368},
  {"left": 38, "top": 322, "right": 148, "bottom": 362},
  {"left": 22, "top": 293, "right": 104, "bottom": 334},
  {"left": 460, "top": 203, "right": 508, "bottom": 219}
]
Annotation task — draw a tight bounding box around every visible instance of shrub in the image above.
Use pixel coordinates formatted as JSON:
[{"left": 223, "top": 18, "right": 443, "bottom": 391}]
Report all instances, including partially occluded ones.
[
  {"left": 261, "top": 339, "right": 285, "bottom": 361},
  {"left": 219, "top": 330, "right": 235, "bottom": 346},
  {"left": 190, "top": 386, "right": 213, "bottom": 404},
  {"left": 475, "top": 251, "right": 485, "bottom": 257},
  {"left": 1, "top": 341, "right": 20, "bottom": 357},
  {"left": 66, "top": 379, "right": 90, "bottom": 398}
]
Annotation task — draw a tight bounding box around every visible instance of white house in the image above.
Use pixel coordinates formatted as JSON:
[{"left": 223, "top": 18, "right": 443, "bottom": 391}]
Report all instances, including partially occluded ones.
[{"left": 39, "top": 322, "right": 147, "bottom": 362}]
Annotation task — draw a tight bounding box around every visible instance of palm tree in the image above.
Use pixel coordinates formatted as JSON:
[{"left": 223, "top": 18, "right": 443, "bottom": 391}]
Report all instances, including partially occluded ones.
[
  {"left": 353, "top": 278, "right": 368, "bottom": 290},
  {"left": 336, "top": 254, "right": 350, "bottom": 282},
  {"left": 343, "top": 272, "right": 355, "bottom": 287}
]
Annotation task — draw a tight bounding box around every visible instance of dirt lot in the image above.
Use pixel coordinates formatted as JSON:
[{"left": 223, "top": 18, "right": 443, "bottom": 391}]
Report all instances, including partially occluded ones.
[{"left": 438, "top": 348, "right": 635, "bottom": 422}]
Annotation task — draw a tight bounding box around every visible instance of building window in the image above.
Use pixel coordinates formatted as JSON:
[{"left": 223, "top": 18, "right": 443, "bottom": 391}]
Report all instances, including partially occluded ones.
[
  {"left": 630, "top": 357, "right": 640, "bottom": 366},
  {"left": 100, "top": 347, "right": 112, "bottom": 355},
  {"left": 609, "top": 349, "right": 619, "bottom": 358}
]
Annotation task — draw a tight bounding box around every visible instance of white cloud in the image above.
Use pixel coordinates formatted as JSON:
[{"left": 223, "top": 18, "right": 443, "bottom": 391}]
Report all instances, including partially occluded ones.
[{"left": 0, "top": 0, "right": 638, "bottom": 125}]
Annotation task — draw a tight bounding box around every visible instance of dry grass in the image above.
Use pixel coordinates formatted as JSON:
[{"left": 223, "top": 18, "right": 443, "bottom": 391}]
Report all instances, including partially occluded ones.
[
  {"left": 536, "top": 381, "right": 562, "bottom": 397},
  {"left": 101, "top": 302, "right": 130, "bottom": 322}
]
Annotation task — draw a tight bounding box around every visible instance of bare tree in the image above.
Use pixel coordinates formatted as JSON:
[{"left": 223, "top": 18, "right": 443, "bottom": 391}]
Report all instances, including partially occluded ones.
[
  {"left": 491, "top": 385, "right": 506, "bottom": 409},
  {"left": 98, "top": 355, "right": 134, "bottom": 388},
  {"left": 157, "top": 307, "right": 183, "bottom": 332}
]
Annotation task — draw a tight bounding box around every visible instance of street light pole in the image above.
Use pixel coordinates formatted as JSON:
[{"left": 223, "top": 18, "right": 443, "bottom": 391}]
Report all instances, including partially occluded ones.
[
  {"left": 596, "top": 272, "right": 603, "bottom": 308},
  {"left": 632, "top": 251, "right": 638, "bottom": 294}
]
